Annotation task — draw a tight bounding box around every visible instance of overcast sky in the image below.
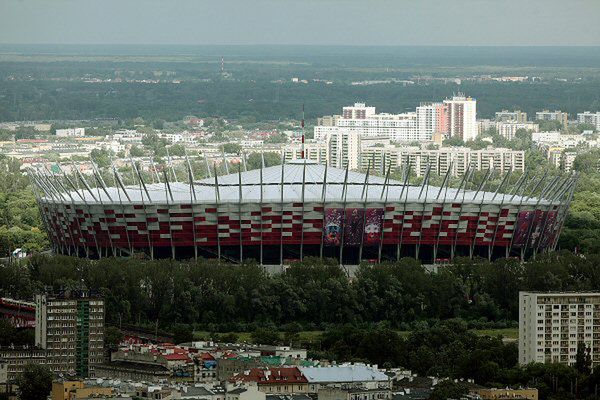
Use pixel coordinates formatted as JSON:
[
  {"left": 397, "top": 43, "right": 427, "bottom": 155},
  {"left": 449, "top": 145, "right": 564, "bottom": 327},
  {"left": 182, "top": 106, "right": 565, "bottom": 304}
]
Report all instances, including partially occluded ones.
[{"left": 1, "top": 0, "right": 600, "bottom": 46}]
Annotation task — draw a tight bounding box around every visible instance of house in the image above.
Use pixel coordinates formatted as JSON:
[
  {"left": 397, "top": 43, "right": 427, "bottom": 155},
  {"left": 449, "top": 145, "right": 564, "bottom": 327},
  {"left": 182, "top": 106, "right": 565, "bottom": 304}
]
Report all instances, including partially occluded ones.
[{"left": 229, "top": 367, "right": 309, "bottom": 394}]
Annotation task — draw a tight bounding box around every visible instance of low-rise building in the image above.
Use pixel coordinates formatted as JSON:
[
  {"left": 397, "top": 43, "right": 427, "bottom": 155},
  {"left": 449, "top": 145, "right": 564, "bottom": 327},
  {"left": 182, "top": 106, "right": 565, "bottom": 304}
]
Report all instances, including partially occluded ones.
[
  {"left": 51, "top": 380, "right": 113, "bottom": 400},
  {"left": 472, "top": 387, "right": 538, "bottom": 400}
]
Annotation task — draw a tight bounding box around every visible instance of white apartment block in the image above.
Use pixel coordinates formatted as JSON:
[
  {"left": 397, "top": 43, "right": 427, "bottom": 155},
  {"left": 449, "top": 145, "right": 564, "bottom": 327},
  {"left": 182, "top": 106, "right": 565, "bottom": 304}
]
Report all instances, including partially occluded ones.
[
  {"left": 519, "top": 292, "right": 600, "bottom": 367},
  {"left": 282, "top": 142, "right": 329, "bottom": 165},
  {"left": 536, "top": 110, "right": 568, "bottom": 126},
  {"left": 547, "top": 148, "right": 578, "bottom": 172},
  {"left": 56, "top": 128, "right": 85, "bottom": 137},
  {"left": 360, "top": 146, "right": 524, "bottom": 177},
  {"left": 497, "top": 122, "right": 539, "bottom": 141},
  {"left": 577, "top": 112, "right": 600, "bottom": 131}
]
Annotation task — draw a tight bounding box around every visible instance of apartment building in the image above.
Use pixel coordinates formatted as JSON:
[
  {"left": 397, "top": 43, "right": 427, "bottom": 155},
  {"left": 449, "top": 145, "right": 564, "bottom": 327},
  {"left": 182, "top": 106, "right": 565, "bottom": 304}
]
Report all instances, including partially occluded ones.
[
  {"left": 444, "top": 95, "right": 478, "bottom": 141},
  {"left": 35, "top": 292, "right": 105, "bottom": 378},
  {"left": 282, "top": 142, "right": 329, "bottom": 165},
  {"left": 519, "top": 292, "right": 600, "bottom": 367},
  {"left": 535, "top": 110, "right": 568, "bottom": 127},
  {"left": 577, "top": 112, "right": 600, "bottom": 131},
  {"left": 495, "top": 110, "right": 528, "bottom": 123},
  {"left": 496, "top": 122, "right": 539, "bottom": 141},
  {"left": 314, "top": 97, "right": 477, "bottom": 144},
  {"left": 360, "top": 146, "right": 524, "bottom": 177}
]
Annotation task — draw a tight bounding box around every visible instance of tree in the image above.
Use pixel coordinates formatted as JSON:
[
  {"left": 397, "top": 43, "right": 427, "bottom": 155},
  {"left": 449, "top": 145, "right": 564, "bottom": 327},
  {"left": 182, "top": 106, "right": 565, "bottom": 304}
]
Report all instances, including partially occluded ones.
[
  {"left": 251, "top": 328, "right": 280, "bottom": 345},
  {"left": 221, "top": 143, "right": 242, "bottom": 154},
  {"left": 16, "top": 364, "right": 52, "bottom": 400},
  {"left": 575, "top": 341, "right": 592, "bottom": 375},
  {"left": 443, "top": 136, "right": 465, "bottom": 147},
  {"left": 104, "top": 326, "right": 123, "bottom": 350},
  {"left": 429, "top": 380, "right": 469, "bottom": 400},
  {"left": 169, "top": 144, "right": 186, "bottom": 157},
  {"left": 173, "top": 324, "right": 194, "bottom": 344},
  {"left": 129, "top": 145, "right": 146, "bottom": 157}
]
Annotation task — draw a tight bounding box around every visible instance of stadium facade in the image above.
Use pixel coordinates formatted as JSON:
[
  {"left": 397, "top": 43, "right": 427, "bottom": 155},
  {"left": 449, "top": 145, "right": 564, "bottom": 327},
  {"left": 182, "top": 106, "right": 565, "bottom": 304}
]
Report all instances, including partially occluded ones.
[{"left": 30, "top": 160, "right": 576, "bottom": 264}]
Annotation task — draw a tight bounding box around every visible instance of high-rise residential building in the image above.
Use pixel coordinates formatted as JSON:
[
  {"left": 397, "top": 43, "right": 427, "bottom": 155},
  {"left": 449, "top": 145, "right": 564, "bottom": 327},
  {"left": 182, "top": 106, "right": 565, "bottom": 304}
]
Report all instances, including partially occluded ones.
[
  {"left": 327, "top": 130, "right": 361, "bottom": 170},
  {"left": 35, "top": 292, "right": 105, "bottom": 378},
  {"left": 495, "top": 110, "right": 528, "bottom": 123},
  {"left": 519, "top": 292, "right": 600, "bottom": 367},
  {"left": 443, "top": 95, "right": 478, "bottom": 141},
  {"left": 535, "top": 110, "right": 568, "bottom": 127},
  {"left": 577, "top": 112, "right": 600, "bottom": 131}
]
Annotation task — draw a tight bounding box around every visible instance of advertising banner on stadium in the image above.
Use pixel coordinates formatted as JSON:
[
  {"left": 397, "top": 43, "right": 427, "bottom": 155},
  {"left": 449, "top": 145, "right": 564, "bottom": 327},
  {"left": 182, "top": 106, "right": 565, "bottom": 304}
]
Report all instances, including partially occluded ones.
[
  {"left": 513, "top": 210, "right": 535, "bottom": 247},
  {"left": 528, "top": 210, "right": 545, "bottom": 247},
  {"left": 363, "top": 208, "right": 384, "bottom": 245},
  {"left": 323, "top": 208, "right": 343, "bottom": 246},
  {"left": 538, "top": 210, "right": 558, "bottom": 249},
  {"left": 323, "top": 207, "right": 384, "bottom": 246},
  {"left": 344, "top": 208, "right": 365, "bottom": 246}
]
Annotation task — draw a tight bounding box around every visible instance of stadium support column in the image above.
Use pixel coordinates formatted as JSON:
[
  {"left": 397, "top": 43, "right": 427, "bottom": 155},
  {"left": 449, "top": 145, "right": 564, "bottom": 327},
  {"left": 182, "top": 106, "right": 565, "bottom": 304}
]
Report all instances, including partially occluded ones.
[
  {"left": 494, "top": 171, "right": 527, "bottom": 259},
  {"left": 450, "top": 166, "right": 473, "bottom": 260},
  {"left": 213, "top": 163, "right": 221, "bottom": 262},
  {"left": 300, "top": 161, "right": 306, "bottom": 262},
  {"left": 238, "top": 164, "right": 243, "bottom": 263},
  {"left": 377, "top": 165, "right": 392, "bottom": 263},
  {"left": 222, "top": 150, "right": 230, "bottom": 174},
  {"left": 162, "top": 170, "right": 176, "bottom": 260},
  {"left": 52, "top": 169, "right": 86, "bottom": 257},
  {"left": 339, "top": 167, "right": 349, "bottom": 267},
  {"left": 433, "top": 164, "right": 452, "bottom": 262},
  {"left": 468, "top": 168, "right": 492, "bottom": 259},
  {"left": 35, "top": 171, "right": 72, "bottom": 255},
  {"left": 319, "top": 163, "right": 328, "bottom": 260},
  {"left": 63, "top": 166, "right": 102, "bottom": 259},
  {"left": 415, "top": 164, "right": 431, "bottom": 260},
  {"left": 396, "top": 165, "right": 411, "bottom": 261},
  {"left": 358, "top": 160, "right": 371, "bottom": 264},
  {"left": 521, "top": 174, "right": 558, "bottom": 260},
  {"left": 486, "top": 171, "right": 512, "bottom": 261},
  {"left": 552, "top": 173, "right": 578, "bottom": 251},
  {"left": 508, "top": 171, "right": 547, "bottom": 259},
  {"left": 78, "top": 163, "right": 117, "bottom": 258},
  {"left": 185, "top": 155, "right": 198, "bottom": 260},
  {"left": 112, "top": 163, "right": 133, "bottom": 257},
  {"left": 132, "top": 160, "right": 154, "bottom": 260},
  {"left": 535, "top": 175, "right": 573, "bottom": 256},
  {"left": 259, "top": 160, "right": 264, "bottom": 265},
  {"left": 279, "top": 162, "right": 285, "bottom": 266}
]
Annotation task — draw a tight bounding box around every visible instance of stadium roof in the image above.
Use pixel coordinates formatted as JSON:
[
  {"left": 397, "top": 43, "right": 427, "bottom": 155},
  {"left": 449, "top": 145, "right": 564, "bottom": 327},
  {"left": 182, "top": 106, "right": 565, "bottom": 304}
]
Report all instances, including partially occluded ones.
[{"left": 40, "top": 160, "right": 549, "bottom": 205}]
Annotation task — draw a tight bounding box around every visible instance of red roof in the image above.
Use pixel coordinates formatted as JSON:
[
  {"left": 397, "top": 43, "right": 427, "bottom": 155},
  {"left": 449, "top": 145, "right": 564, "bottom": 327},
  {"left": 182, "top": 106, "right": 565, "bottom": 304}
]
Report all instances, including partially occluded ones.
[
  {"left": 230, "top": 367, "right": 307, "bottom": 385},
  {"left": 163, "top": 353, "right": 190, "bottom": 361},
  {"left": 200, "top": 352, "right": 216, "bottom": 361}
]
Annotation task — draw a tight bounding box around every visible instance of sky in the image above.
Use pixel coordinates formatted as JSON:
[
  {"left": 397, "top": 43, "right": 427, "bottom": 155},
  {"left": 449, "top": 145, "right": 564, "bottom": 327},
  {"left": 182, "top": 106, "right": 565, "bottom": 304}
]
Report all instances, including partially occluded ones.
[{"left": 1, "top": 0, "right": 600, "bottom": 46}]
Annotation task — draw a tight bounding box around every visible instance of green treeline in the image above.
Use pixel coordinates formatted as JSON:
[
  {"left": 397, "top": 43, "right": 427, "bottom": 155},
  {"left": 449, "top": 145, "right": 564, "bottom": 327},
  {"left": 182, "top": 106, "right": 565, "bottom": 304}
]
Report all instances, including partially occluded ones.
[{"left": 2, "top": 252, "right": 600, "bottom": 330}]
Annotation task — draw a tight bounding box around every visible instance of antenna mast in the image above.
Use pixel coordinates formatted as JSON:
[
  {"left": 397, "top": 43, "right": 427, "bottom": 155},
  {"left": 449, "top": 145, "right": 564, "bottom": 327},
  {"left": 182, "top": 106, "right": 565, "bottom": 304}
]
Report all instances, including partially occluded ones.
[{"left": 301, "top": 103, "right": 305, "bottom": 159}]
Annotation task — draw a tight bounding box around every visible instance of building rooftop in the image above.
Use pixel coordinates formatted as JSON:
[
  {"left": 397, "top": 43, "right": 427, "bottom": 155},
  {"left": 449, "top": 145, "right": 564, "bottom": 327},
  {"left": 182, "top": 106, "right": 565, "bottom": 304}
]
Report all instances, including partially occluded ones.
[
  {"left": 299, "top": 365, "right": 389, "bottom": 383},
  {"left": 38, "top": 160, "right": 549, "bottom": 205}
]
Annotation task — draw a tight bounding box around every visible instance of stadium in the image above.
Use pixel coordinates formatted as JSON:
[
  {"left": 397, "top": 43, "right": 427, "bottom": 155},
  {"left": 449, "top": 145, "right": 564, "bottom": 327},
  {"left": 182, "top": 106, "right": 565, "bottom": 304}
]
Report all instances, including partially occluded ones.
[{"left": 31, "top": 160, "right": 576, "bottom": 264}]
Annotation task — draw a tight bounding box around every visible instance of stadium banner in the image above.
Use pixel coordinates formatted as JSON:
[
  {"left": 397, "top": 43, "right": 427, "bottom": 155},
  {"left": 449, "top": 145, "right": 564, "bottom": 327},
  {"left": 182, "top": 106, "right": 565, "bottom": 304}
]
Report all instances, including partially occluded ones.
[
  {"left": 513, "top": 210, "right": 535, "bottom": 247},
  {"left": 528, "top": 210, "right": 545, "bottom": 247},
  {"left": 363, "top": 208, "right": 384, "bottom": 246},
  {"left": 344, "top": 208, "right": 365, "bottom": 246},
  {"left": 538, "top": 210, "right": 558, "bottom": 249},
  {"left": 323, "top": 208, "right": 343, "bottom": 246}
]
